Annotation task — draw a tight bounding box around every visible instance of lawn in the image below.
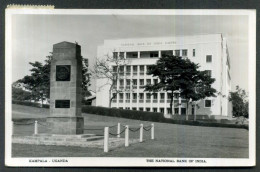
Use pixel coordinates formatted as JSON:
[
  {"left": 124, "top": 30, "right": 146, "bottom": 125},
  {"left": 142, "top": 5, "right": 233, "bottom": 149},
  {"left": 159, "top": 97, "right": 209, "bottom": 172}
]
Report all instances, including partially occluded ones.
[{"left": 12, "top": 104, "right": 249, "bottom": 158}]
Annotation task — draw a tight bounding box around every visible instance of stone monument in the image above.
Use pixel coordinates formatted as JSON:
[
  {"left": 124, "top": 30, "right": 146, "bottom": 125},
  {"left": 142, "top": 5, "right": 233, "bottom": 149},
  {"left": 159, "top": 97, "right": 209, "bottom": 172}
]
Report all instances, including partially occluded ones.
[{"left": 47, "top": 41, "right": 84, "bottom": 135}]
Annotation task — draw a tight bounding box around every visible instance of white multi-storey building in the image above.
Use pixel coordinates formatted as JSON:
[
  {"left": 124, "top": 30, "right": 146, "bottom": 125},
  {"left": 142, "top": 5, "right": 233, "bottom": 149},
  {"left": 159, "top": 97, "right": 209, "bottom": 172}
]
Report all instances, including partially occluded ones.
[{"left": 96, "top": 34, "right": 232, "bottom": 118}]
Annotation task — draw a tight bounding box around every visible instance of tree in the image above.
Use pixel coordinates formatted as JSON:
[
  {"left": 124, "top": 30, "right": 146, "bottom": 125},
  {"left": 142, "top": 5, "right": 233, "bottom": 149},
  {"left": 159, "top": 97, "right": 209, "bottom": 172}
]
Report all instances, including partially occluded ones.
[
  {"left": 92, "top": 52, "right": 129, "bottom": 107},
  {"left": 16, "top": 53, "right": 90, "bottom": 105},
  {"left": 229, "top": 86, "right": 248, "bottom": 118},
  {"left": 145, "top": 55, "right": 216, "bottom": 120},
  {"left": 12, "top": 82, "right": 31, "bottom": 101}
]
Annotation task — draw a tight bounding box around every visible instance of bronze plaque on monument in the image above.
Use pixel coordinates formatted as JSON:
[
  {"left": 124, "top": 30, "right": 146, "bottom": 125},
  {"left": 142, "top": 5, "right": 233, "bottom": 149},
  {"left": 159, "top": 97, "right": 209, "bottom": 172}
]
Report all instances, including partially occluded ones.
[{"left": 56, "top": 65, "right": 71, "bottom": 81}]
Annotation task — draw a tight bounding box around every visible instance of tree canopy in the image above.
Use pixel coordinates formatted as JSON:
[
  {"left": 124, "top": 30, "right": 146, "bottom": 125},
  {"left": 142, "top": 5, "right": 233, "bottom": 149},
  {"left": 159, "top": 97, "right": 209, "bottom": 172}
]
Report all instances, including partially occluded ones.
[
  {"left": 229, "top": 86, "right": 248, "bottom": 118},
  {"left": 15, "top": 53, "right": 90, "bottom": 104},
  {"left": 145, "top": 55, "right": 216, "bottom": 118}
]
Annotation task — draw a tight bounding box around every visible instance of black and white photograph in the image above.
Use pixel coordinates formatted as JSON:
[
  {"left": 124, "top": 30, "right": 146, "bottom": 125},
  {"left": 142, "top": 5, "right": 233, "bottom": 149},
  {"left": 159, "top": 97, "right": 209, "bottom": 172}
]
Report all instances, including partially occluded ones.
[{"left": 5, "top": 9, "right": 256, "bottom": 167}]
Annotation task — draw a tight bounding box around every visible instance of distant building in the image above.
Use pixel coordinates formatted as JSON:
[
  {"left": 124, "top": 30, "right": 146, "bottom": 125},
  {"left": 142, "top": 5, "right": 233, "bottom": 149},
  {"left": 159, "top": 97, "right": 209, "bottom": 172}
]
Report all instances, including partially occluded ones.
[{"left": 96, "top": 34, "right": 232, "bottom": 118}]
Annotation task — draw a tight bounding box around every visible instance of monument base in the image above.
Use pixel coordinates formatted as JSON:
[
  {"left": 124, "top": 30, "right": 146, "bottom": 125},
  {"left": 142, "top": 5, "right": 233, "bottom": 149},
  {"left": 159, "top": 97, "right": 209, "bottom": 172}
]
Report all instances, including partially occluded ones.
[{"left": 47, "top": 116, "right": 84, "bottom": 135}]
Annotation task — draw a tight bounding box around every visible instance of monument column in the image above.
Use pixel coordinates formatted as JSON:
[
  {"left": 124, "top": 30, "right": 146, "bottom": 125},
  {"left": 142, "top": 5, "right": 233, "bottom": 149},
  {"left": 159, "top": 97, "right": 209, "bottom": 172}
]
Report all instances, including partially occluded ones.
[{"left": 47, "top": 41, "right": 84, "bottom": 135}]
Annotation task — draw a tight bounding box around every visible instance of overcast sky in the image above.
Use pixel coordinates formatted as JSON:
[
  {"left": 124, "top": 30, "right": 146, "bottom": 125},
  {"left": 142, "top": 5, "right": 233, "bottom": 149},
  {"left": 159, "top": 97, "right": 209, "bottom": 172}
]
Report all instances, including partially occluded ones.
[{"left": 12, "top": 14, "right": 249, "bottom": 91}]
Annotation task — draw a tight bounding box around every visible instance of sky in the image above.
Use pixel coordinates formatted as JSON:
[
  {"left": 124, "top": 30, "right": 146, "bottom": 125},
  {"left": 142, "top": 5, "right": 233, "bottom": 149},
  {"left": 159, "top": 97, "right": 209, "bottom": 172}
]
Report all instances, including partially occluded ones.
[{"left": 11, "top": 14, "right": 249, "bottom": 91}]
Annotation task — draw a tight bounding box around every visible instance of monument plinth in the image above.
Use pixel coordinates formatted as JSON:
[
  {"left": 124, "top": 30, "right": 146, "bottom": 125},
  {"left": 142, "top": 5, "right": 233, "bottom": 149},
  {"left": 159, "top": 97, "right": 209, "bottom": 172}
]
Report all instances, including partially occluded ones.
[{"left": 47, "top": 41, "right": 84, "bottom": 135}]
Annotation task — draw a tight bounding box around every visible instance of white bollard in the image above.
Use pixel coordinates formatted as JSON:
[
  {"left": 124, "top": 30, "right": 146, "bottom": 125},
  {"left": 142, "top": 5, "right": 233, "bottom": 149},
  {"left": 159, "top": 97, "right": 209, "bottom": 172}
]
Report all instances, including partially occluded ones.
[
  {"left": 125, "top": 125, "right": 129, "bottom": 147},
  {"left": 140, "top": 124, "right": 143, "bottom": 142},
  {"left": 117, "top": 123, "right": 121, "bottom": 138},
  {"left": 151, "top": 123, "right": 154, "bottom": 140},
  {"left": 34, "top": 120, "right": 38, "bottom": 135},
  {"left": 104, "top": 127, "right": 109, "bottom": 152}
]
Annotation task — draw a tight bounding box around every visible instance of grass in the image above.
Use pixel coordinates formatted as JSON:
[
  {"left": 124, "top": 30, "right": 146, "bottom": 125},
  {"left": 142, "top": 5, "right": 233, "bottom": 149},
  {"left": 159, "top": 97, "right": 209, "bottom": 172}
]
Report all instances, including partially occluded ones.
[{"left": 12, "top": 104, "right": 249, "bottom": 158}]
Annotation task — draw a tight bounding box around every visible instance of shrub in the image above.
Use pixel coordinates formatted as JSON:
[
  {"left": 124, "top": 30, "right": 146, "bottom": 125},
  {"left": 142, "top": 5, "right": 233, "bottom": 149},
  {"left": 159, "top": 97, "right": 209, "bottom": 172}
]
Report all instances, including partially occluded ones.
[
  {"left": 12, "top": 100, "right": 49, "bottom": 109},
  {"left": 82, "top": 105, "right": 165, "bottom": 122}
]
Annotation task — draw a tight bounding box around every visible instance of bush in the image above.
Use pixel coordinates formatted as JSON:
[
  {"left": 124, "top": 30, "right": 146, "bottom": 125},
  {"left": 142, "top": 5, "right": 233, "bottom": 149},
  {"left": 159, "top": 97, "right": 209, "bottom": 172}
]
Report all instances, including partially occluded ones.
[
  {"left": 82, "top": 105, "right": 248, "bottom": 130},
  {"left": 82, "top": 105, "right": 165, "bottom": 122},
  {"left": 12, "top": 100, "right": 49, "bottom": 109}
]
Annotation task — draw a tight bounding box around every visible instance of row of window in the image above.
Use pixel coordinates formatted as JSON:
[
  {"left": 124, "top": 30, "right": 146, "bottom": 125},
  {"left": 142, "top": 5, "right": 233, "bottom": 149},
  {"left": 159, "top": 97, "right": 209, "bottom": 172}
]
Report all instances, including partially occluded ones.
[
  {"left": 113, "top": 64, "right": 213, "bottom": 76},
  {"left": 113, "top": 49, "right": 195, "bottom": 59},
  {"left": 113, "top": 93, "right": 212, "bottom": 108},
  {"left": 121, "top": 107, "right": 187, "bottom": 114},
  {"left": 115, "top": 69, "right": 212, "bottom": 88}
]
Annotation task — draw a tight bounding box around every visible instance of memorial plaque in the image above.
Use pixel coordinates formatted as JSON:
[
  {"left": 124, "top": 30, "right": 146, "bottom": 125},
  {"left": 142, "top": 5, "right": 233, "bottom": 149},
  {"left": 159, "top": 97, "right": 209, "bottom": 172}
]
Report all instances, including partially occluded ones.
[
  {"left": 56, "top": 65, "right": 71, "bottom": 81},
  {"left": 55, "top": 100, "right": 70, "bottom": 108}
]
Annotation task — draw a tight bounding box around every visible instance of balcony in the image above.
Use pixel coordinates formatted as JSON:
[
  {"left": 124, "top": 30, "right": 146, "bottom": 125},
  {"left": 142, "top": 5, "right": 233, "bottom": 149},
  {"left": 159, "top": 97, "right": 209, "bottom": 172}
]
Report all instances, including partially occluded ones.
[
  {"left": 139, "top": 100, "right": 144, "bottom": 103},
  {"left": 133, "top": 85, "right": 137, "bottom": 89},
  {"left": 160, "top": 99, "right": 165, "bottom": 103},
  {"left": 133, "top": 72, "right": 138, "bottom": 76},
  {"left": 167, "top": 100, "right": 171, "bottom": 103},
  {"left": 125, "top": 85, "right": 130, "bottom": 89},
  {"left": 146, "top": 100, "right": 151, "bottom": 103},
  {"left": 112, "top": 99, "right": 117, "bottom": 103},
  {"left": 153, "top": 100, "right": 158, "bottom": 103},
  {"left": 126, "top": 72, "right": 131, "bottom": 76},
  {"left": 119, "top": 100, "right": 123, "bottom": 103},
  {"left": 140, "top": 72, "right": 144, "bottom": 76},
  {"left": 132, "top": 100, "right": 137, "bottom": 103},
  {"left": 125, "top": 100, "right": 130, "bottom": 103},
  {"left": 119, "top": 86, "right": 124, "bottom": 90}
]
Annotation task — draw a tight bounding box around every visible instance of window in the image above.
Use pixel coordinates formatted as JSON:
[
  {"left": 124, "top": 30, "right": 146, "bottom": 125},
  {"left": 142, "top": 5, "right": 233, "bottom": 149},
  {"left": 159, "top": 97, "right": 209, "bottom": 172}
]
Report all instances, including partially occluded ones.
[
  {"left": 193, "top": 49, "right": 195, "bottom": 57},
  {"left": 205, "top": 70, "right": 212, "bottom": 77},
  {"left": 161, "top": 50, "right": 173, "bottom": 57},
  {"left": 205, "top": 100, "right": 212, "bottom": 107},
  {"left": 182, "top": 49, "right": 188, "bottom": 56},
  {"left": 133, "top": 79, "right": 137, "bottom": 88},
  {"left": 153, "top": 108, "right": 157, "bottom": 112},
  {"left": 174, "top": 108, "right": 179, "bottom": 114},
  {"left": 153, "top": 79, "right": 158, "bottom": 84},
  {"left": 140, "top": 65, "right": 144, "bottom": 75},
  {"left": 139, "top": 79, "right": 144, "bottom": 86},
  {"left": 139, "top": 107, "right": 144, "bottom": 111},
  {"left": 112, "top": 66, "right": 117, "bottom": 73},
  {"left": 167, "top": 108, "right": 172, "bottom": 114},
  {"left": 125, "top": 93, "right": 130, "bottom": 103},
  {"left": 147, "top": 65, "right": 153, "bottom": 73},
  {"left": 126, "top": 66, "right": 131, "bottom": 75},
  {"left": 160, "top": 108, "right": 164, "bottom": 113},
  {"left": 119, "top": 66, "right": 124, "bottom": 72},
  {"left": 119, "top": 52, "right": 124, "bottom": 59},
  {"left": 125, "top": 107, "right": 130, "bottom": 110},
  {"left": 119, "top": 79, "right": 124, "bottom": 86},
  {"left": 181, "top": 108, "right": 186, "bottom": 115},
  {"left": 126, "top": 93, "right": 130, "bottom": 99},
  {"left": 132, "top": 107, "right": 137, "bottom": 110},
  {"left": 119, "top": 93, "right": 123, "bottom": 100},
  {"left": 160, "top": 93, "right": 165, "bottom": 99},
  {"left": 126, "top": 52, "right": 138, "bottom": 58},
  {"left": 150, "top": 51, "right": 159, "bottom": 58},
  {"left": 206, "top": 55, "right": 212, "bottom": 63},
  {"left": 139, "top": 93, "right": 144, "bottom": 100},
  {"left": 133, "top": 93, "right": 137, "bottom": 100},
  {"left": 175, "top": 50, "right": 180, "bottom": 56},
  {"left": 153, "top": 93, "right": 158, "bottom": 99},
  {"left": 146, "top": 108, "right": 150, "bottom": 112},
  {"left": 146, "top": 93, "right": 151, "bottom": 100},
  {"left": 167, "top": 93, "right": 172, "bottom": 99},
  {"left": 113, "top": 52, "right": 118, "bottom": 59},
  {"left": 133, "top": 65, "right": 138, "bottom": 75},
  {"left": 146, "top": 79, "right": 151, "bottom": 85},
  {"left": 126, "top": 79, "right": 131, "bottom": 86}
]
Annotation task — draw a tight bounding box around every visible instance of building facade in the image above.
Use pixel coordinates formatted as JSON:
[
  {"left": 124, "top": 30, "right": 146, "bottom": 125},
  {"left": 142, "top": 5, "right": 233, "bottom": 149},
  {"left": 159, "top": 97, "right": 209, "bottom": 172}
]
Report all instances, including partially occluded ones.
[{"left": 96, "top": 34, "right": 232, "bottom": 118}]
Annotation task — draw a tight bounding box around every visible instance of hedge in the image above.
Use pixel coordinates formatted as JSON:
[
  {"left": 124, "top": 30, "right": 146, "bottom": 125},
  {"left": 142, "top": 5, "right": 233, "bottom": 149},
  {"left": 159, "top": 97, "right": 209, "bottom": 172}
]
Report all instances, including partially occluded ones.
[
  {"left": 82, "top": 105, "right": 165, "bottom": 122},
  {"left": 82, "top": 105, "right": 248, "bottom": 130},
  {"left": 12, "top": 100, "right": 50, "bottom": 108},
  {"left": 11, "top": 101, "right": 248, "bottom": 130}
]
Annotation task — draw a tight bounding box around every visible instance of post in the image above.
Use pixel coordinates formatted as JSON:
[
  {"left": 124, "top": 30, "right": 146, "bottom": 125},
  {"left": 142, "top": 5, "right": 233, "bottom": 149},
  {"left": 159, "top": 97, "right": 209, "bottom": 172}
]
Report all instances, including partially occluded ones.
[
  {"left": 34, "top": 120, "right": 38, "bottom": 135},
  {"left": 151, "top": 123, "right": 154, "bottom": 140},
  {"left": 125, "top": 125, "right": 129, "bottom": 147},
  {"left": 104, "top": 127, "right": 109, "bottom": 152},
  {"left": 117, "top": 123, "right": 121, "bottom": 138},
  {"left": 139, "top": 124, "right": 143, "bottom": 142},
  {"left": 12, "top": 121, "right": 14, "bottom": 135}
]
